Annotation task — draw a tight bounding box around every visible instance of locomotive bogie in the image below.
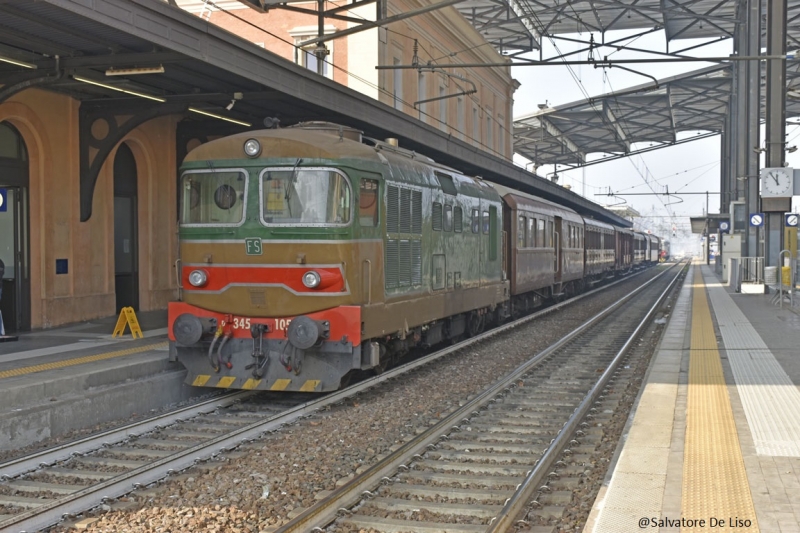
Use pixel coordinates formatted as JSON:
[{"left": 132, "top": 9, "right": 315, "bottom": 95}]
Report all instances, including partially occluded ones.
[{"left": 169, "top": 302, "right": 362, "bottom": 391}]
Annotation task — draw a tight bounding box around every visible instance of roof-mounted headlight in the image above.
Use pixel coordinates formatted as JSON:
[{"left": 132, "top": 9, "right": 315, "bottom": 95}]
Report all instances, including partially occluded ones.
[
  {"left": 243, "top": 138, "right": 261, "bottom": 158},
  {"left": 188, "top": 269, "right": 209, "bottom": 287},
  {"left": 302, "top": 270, "right": 321, "bottom": 289}
]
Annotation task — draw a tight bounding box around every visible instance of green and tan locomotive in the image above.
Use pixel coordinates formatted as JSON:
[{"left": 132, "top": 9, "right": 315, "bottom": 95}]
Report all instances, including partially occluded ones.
[
  {"left": 169, "top": 122, "right": 509, "bottom": 392},
  {"left": 168, "top": 122, "right": 661, "bottom": 392}
]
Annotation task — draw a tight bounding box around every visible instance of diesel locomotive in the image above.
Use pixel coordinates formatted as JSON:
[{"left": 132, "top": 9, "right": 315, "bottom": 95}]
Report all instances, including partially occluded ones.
[{"left": 168, "top": 122, "right": 661, "bottom": 392}]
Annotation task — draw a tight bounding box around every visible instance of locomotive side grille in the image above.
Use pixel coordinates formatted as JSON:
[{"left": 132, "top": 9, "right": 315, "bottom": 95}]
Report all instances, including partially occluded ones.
[
  {"left": 386, "top": 183, "right": 423, "bottom": 291},
  {"left": 386, "top": 239, "right": 399, "bottom": 288},
  {"left": 400, "top": 188, "right": 412, "bottom": 233},
  {"left": 412, "top": 240, "right": 422, "bottom": 285},
  {"left": 412, "top": 190, "right": 422, "bottom": 234},
  {"left": 387, "top": 185, "right": 399, "bottom": 233},
  {"left": 432, "top": 202, "right": 443, "bottom": 231},
  {"left": 454, "top": 206, "right": 463, "bottom": 232},
  {"left": 399, "top": 239, "right": 412, "bottom": 286}
]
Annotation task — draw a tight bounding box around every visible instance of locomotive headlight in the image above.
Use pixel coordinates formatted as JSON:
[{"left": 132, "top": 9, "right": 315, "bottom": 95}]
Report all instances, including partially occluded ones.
[
  {"left": 302, "top": 270, "right": 321, "bottom": 289},
  {"left": 188, "top": 269, "right": 209, "bottom": 287},
  {"left": 243, "top": 138, "right": 261, "bottom": 158}
]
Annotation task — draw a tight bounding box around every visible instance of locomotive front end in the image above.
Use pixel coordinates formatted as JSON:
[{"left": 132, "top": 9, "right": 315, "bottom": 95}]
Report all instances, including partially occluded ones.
[{"left": 169, "top": 129, "right": 381, "bottom": 392}]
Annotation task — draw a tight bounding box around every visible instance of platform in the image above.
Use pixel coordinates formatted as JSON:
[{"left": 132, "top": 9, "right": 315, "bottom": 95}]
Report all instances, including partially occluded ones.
[
  {"left": 585, "top": 265, "right": 800, "bottom": 533},
  {"left": 0, "top": 310, "right": 206, "bottom": 452}
]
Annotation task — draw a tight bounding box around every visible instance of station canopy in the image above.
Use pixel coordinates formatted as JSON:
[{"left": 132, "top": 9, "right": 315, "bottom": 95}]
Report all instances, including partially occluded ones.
[
  {"left": 454, "top": 0, "right": 800, "bottom": 167},
  {"left": 457, "top": 0, "right": 738, "bottom": 54},
  {"left": 513, "top": 65, "right": 731, "bottom": 166}
]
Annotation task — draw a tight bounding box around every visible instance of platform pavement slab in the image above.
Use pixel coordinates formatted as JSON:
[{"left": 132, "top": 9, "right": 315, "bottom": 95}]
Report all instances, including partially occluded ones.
[{"left": 585, "top": 265, "right": 800, "bottom": 533}]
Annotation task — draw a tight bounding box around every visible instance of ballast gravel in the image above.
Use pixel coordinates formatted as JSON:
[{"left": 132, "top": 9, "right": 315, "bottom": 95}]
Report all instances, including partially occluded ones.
[{"left": 47, "top": 270, "right": 665, "bottom": 533}]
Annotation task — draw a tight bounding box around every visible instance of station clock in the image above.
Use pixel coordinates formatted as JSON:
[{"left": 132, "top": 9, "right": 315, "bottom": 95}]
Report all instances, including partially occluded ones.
[{"left": 760, "top": 167, "right": 794, "bottom": 197}]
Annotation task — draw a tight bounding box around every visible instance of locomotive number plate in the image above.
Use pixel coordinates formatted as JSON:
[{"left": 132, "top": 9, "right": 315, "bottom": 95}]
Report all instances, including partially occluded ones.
[
  {"left": 232, "top": 317, "right": 251, "bottom": 329},
  {"left": 275, "top": 318, "right": 292, "bottom": 332}
]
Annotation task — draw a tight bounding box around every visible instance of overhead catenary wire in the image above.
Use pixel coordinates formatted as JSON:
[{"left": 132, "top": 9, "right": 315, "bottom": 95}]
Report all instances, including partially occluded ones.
[{"left": 190, "top": 1, "right": 469, "bottom": 144}]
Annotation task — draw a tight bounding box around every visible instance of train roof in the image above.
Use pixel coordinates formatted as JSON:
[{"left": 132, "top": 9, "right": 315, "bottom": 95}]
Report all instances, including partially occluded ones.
[
  {"left": 583, "top": 218, "right": 616, "bottom": 231},
  {"left": 489, "top": 183, "right": 583, "bottom": 222},
  {"left": 183, "top": 123, "right": 465, "bottom": 176},
  {"left": 184, "top": 127, "right": 385, "bottom": 163}
]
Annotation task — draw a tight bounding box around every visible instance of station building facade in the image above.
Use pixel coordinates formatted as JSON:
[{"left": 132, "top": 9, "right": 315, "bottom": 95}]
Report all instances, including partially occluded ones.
[
  {"left": 176, "top": 0, "right": 516, "bottom": 160},
  {"left": 0, "top": 2, "right": 516, "bottom": 333},
  {"left": 0, "top": 92, "right": 178, "bottom": 331}
]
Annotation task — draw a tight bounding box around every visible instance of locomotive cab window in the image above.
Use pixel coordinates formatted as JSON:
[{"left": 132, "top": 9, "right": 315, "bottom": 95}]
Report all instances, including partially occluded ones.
[
  {"left": 359, "top": 179, "right": 379, "bottom": 227},
  {"left": 180, "top": 169, "right": 247, "bottom": 226},
  {"left": 260, "top": 167, "right": 351, "bottom": 226}
]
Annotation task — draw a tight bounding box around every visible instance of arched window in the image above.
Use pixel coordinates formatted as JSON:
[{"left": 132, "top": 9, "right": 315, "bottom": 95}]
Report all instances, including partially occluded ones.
[{"left": 0, "top": 122, "right": 28, "bottom": 162}]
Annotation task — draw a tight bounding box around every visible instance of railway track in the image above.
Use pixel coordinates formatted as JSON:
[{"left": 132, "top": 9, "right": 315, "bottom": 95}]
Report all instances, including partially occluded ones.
[
  {"left": 0, "top": 266, "right": 672, "bottom": 533},
  {"left": 274, "top": 262, "right": 684, "bottom": 533}
]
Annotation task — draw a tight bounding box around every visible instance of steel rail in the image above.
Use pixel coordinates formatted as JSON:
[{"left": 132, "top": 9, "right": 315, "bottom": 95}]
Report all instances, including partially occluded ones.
[
  {"left": 273, "top": 264, "right": 677, "bottom": 533},
  {"left": 0, "top": 391, "right": 254, "bottom": 480},
  {"left": 487, "top": 261, "right": 686, "bottom": 532},
  {"left": 0, "top": 266, "right": 656, "bottom": 533}
]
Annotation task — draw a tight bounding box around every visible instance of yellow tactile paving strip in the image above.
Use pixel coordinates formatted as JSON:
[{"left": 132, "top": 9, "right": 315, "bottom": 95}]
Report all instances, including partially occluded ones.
[
  {"left": 682, "top": 268, "right": 758, "bottom": 532},
  {"left": 0, "top": 342, "right": 168, "bottom": 380}
]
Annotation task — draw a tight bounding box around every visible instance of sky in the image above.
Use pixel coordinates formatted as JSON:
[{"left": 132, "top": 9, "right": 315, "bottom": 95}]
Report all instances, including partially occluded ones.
[{"left": 508, "top": 29, "right": 800, "bottom": 241}]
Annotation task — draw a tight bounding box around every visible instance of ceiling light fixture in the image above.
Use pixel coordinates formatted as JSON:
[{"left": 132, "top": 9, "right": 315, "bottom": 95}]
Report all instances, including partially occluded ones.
[
  {"left": 0, "top": 54, "right": 37, "bottom": 69},
  {"left": 73, "top": 75, "right": 166, "bottom": 102},
  {"left": 106, "top": 65, "right": 165, "bottom": 76},
  {"left": 189, "top": 107, "right": 251, "bottom": 127}
]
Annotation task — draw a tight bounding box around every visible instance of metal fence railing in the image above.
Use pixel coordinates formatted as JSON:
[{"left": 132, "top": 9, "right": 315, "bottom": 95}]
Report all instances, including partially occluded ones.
[
  {"left": 740, "top": 256, "right": 764, "bottom": 285},
  {"left": 769, "top": 252, "right": 797, "bottom": 309}
]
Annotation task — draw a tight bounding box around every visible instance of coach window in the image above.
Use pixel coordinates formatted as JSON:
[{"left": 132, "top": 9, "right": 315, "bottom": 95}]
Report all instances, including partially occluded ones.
[
  {"left": 517, "top": 216, "right": 526, "bottom": 247},
  {"left": 547, "top": 220, "right": 553, "bottom": 247},
  {"left": 432, "top": 202, "right": 443, "bottom": 231},
  {"left": 359, "top": 179, "right": 379, "bottom": 227},
  {"left": 454, "top": 206, "right": 463, "bottom": 232},
  {"left": 537, "top": 219, "right": 545, "bottom": 248},
  {"left": 482, "top": 211, "right": 490, "bottom": 234},
  {"left": 471, "top": 208, "right": 480, "bottom": 233},
  {"left": 444, "top": 205, "right": 453, "bottom": 231},
  {"left": 527, "top": 218, "right": 536, "bottom": 247}
]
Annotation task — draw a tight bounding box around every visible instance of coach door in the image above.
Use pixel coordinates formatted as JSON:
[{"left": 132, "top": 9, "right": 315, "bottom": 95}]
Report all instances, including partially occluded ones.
[
  {"left": 113, "top": 143, "right": 139, "bottom": 312},
  {"left": 0, "top": 122, "right": 31, "bottom": 333},
  {"left": 554, "top": 216, "right": 563, "bottom": 283}
]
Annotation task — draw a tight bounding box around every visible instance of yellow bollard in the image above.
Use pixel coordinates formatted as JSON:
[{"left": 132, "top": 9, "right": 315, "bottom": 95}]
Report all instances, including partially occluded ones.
[{"left": 782, "top": 266, "right": 792, "bottom": 287}]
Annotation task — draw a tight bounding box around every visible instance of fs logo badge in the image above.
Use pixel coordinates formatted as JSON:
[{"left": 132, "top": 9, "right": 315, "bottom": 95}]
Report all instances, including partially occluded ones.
[{"left": 245, "top": 237, "right": 263, "bottom": 255}]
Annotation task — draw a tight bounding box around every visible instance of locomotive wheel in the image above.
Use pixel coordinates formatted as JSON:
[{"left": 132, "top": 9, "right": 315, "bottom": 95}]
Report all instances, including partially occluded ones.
[
  {"left": 372, "top": 347, "right": 394, "bottom": 374},
  {"left": 466, "top": 311, "right": 484, "bottom": 338},
  {"left": 339, "top": 371, "right": 353, "bottom": 388}
]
